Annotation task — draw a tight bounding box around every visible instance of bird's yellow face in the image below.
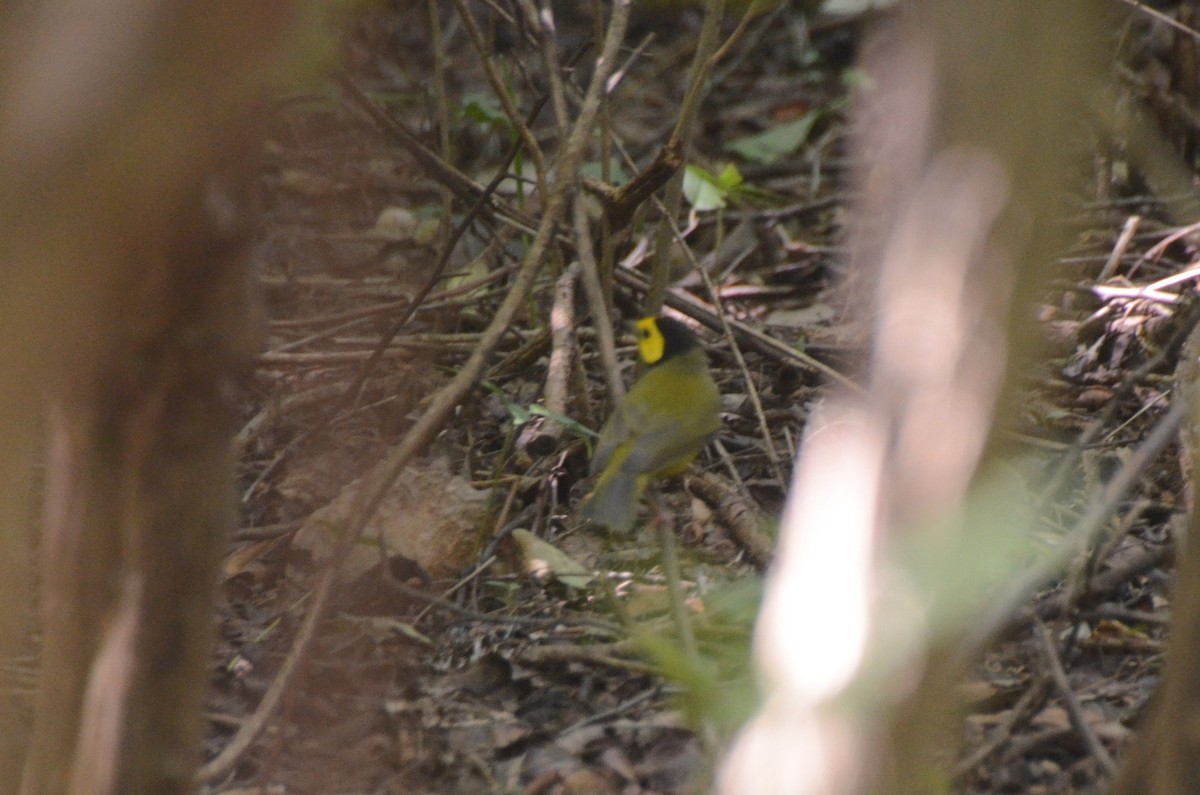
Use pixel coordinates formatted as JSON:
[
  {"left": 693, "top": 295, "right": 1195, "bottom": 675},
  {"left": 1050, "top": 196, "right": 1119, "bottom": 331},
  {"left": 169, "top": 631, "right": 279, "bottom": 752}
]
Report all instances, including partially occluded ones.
[{"left": 635, "top": 317, "right": 665, "bottom": 365}]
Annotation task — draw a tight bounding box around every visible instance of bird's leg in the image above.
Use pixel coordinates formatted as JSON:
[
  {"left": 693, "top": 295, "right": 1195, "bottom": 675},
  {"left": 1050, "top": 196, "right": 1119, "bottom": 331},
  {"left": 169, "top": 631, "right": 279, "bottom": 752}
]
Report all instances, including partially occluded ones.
[
  {"left": 649, "top": 484, "right": 676, "bottom": 528},
  {"left": 648, "top": 488, "right": 698, "bottom": 661}
]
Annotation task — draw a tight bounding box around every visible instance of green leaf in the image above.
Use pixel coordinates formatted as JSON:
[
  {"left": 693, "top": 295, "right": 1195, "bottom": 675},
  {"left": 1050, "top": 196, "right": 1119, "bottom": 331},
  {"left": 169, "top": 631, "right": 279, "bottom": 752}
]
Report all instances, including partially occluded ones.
[
  {"left": 715, "top": 163, "right": 744, "bottom": 192},
  {"left": 481, "top": 381, "right": 533, "bottom": 427},
  {"left": 460, "top": 92, "right": 507, "bottom": 128},
  {"left": 511, "top": 529, "right": 594, "bottom": 589},
  {"left": 580, "top": 158, "right": 629, "bottom": 185},
  {"left": 683, "top": 164, "right": 729, "bottom": 211},
  {"left": 480, "top": 384, "right": 598, "bottom": 453},
  {"left": 725, "top": 112, "right": 820, "bottom": 164},
  {"left": 528, "top": 404, "right": 598, "bottom": 439}
]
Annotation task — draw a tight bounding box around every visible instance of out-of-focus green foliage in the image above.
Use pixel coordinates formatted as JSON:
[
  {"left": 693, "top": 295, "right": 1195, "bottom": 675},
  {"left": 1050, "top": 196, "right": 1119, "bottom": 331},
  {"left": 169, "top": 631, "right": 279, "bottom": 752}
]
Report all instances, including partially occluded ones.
[
  {"left": 683, "top": 163, "right": 744, "bottom": 210},
  {"left": 639, "top": 575, "right": 764, "bottom": 731},
  {"left": 726, "top": 112, "right": 821, "bottom": 164}
]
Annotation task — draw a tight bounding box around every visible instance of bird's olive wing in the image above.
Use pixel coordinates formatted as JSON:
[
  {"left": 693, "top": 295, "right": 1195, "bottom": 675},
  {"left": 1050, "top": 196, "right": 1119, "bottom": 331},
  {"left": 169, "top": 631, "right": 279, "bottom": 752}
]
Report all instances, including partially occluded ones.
[
  {"left": 622, "top": 420, "right": 711, "bottom": 476},
  {"left": 589, "top": 406, "right": 631, "bottom": 476}
]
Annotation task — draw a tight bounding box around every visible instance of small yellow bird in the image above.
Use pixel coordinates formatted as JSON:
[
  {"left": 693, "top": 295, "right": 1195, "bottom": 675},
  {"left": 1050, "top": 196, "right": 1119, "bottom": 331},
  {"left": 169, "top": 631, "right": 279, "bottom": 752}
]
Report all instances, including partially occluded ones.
[{"left": 582, "top": 316, "right": 721, "bottom": 532}]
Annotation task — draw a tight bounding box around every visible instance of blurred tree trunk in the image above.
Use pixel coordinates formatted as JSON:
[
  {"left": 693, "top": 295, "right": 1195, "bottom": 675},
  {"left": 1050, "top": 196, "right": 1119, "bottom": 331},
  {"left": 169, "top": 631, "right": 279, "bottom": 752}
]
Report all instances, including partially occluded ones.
[
  {"left": 20, "top": 159, "right": 259, "bottom": 795},
  {"left": 862, "top": 3, "right": 1109, "bottom": 792},
  {"left": 0, "top": 4, "right": 328, "bottom": 793},
  {"left": 719, "top": 2, "right": 1107, "bottom": 793}
]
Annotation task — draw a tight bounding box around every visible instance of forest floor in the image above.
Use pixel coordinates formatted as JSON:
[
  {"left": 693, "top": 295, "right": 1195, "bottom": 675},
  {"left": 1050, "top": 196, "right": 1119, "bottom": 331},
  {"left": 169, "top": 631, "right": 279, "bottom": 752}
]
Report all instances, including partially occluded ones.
[{"left": 202, "top": 3, "right": 1200, "bottom": 794}]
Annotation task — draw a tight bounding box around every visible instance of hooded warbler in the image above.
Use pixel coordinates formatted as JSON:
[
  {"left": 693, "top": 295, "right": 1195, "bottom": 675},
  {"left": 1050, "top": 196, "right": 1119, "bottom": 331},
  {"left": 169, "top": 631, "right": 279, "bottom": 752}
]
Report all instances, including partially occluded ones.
[{"left": 582, "top": 316, "right": 721, "bottom": 532}]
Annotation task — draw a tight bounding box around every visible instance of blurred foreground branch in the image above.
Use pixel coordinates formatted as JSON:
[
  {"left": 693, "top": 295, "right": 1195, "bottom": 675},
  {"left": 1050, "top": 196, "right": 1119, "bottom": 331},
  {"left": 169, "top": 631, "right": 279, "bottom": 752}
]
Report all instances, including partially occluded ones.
[
  {"left": 0, "top": 4, "right": 332, "bottom": 793},
  {"left": 719, "top": 2, "right": 1106, "bottom": 793}
]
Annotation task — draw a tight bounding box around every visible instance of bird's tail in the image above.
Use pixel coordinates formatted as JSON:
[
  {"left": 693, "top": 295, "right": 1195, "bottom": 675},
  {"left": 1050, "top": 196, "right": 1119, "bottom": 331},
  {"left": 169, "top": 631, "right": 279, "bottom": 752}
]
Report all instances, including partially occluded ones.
[{"left": 581, "top": 472, "right": 648, "bottom": 533}]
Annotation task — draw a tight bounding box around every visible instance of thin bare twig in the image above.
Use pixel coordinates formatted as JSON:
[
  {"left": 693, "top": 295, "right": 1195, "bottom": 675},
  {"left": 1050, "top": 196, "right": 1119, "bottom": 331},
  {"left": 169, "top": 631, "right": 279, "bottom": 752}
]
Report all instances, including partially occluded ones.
[
  {"left": 196, "top": 558, "right": 337, "bottom": 783},
  {"left": 958, "top": 399, "right": 1187, "bottom": 662},
  {"left": 616, "top": 266, "right": 863, "bottom": 392},
  {"left": 952, "top": 676, "right": 1049, "bottom": 779},
  {"left": 546, "top": 265, "right": 578, "bottom": 419},
  {"left": 691, "top": 471, "right": 774, "bottom": 568},
  {"left": 708, "top": 0, "right": 774, "bottom": 68},
  {"left": 576, "top": 193, "right": 626, "bottom": 404},
  {"left": 520, "top": 642, "right": 656, "bottom": 674},
  {"left": 428, "top": 0, "right": 454, "bottom": 247},
  {"left": 517, "top": 0, "right": 569, "bottom": 133},
  {"left": 677, "top": 207, "right": 789, "bottom": 487},
  {"left": 450, "top": 0, "right": 548, "bottom": 193},
  {"left": 1098, "top": 214, "right": 1140, "bottom": 281},
  {"left": 520, "top": 263, "right": 580, "bottom": 449},
  {"left": 1033, "top": 619, "right": 1118, "bottom": 776},
  {"left": 648, "top": 0, "right": 726, "bottom": 314},
  {"left": 656, "top": 511, "right": 698, "bottom": 660},
  {"left": 1112, "top": 0, "right": 1200, "bottom": 43},
  {"left": 1037, "top": 299, "right": 1200, "bottom": 506},
  {"left": 336, "top": 77, "right": 546, "bottom": 409}
]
